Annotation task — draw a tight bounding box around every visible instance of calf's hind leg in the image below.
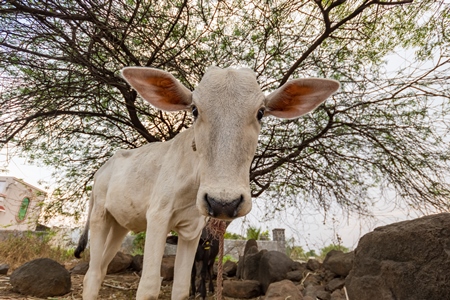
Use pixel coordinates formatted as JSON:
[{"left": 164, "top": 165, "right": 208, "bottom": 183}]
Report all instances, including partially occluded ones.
[{"left": 83, "top": 211, "right": 128, "bottom": 300}]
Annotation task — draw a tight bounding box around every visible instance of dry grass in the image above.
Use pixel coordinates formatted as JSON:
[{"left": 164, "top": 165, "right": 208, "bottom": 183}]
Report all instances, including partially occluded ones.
[{"left": 0, "top": 231, "right": 80, "bottom": 270}]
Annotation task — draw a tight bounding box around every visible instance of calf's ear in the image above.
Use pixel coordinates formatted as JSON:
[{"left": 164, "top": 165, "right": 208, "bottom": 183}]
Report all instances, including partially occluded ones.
[
  {"left": 121, "top": 67, "right": 192, "bottom": 111},
  {"left": 265, "top": 78, "right": 340, "bottom": 119}
]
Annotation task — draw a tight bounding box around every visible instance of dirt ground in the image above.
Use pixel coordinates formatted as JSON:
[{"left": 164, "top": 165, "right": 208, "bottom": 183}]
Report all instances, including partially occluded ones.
[{"left": 0, "top": 272, "right": 240, "bottom": 300}]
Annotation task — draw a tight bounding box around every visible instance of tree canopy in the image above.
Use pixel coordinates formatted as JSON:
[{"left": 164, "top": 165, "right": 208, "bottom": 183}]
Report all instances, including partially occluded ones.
[{"left": 1, "top": 0, "right": 449, "bottom": 221}]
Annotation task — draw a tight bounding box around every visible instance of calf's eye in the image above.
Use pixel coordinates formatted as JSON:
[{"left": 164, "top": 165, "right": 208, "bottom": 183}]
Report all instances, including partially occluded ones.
[
  {"left": 192, "top": 106, "right": 198, "bottom": 118},
  {"left": 257, "top": 108, "right": 265, "bottom": 121}
]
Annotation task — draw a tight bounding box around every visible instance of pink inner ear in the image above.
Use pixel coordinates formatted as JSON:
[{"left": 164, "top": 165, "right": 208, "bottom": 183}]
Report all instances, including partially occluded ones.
[
  {"left": 269, "top": 85, "right": 316, "bottom": 112},
  {"left": 142, "top": 77, "right": 184, "bottom": 106}
]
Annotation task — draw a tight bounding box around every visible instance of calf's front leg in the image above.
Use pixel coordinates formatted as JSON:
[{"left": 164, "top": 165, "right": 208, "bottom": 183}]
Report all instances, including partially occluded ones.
[
  {"left": 136, "top": 215, "right": 169, "bottom": 300},
  {"left": 172, "top": 234, "right": 202, "bottom": 300}
]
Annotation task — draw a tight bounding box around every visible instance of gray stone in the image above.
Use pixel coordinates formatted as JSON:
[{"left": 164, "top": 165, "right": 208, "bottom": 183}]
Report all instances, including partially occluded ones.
[
  {"left": 244, "top": 239, "right": 258, "bottom": 254},
  {"left": 258, "top": 251, "right": 296, "bottom": 293},
  {"left": 0, "top": 264, "right": 9, "bottom": 275},
  {"left": 326, "top": 277, "right": 345, "bottom": 292},
  {"left": 330, "top": 289, "right": 346, "bottom": 300},
  {"left": 223, "top": 260, "right": 237, "bottom": 277},
  {"left": 303, "top": 284, "right": 325, "bottom": 298},
  {"left": 10, "top": 258, "right": 71, "bottom": 297},
  {"left": 346, "top": 213, "right": 450, "bottom": 300},
  {"left": 131, "top": 254, "right": 143, "bottom": 272},
  {"left": 302, "top": 273, "right": 321, "bottom": 287},
  {"left": 222, "top": 279, "right": 261, "bottom": 298},
  {"left": 316, "top": 290, "right": 331, "bottom": 300},
  {"left": 286, "top": 270, "right": 304, "bottom": 282},
  {"left": 323, "top": 250, "right": 353, "bottom": 277},
  {"left": 161, "top": 255, "right": 175, "bottom": 281},
  {"left": 107, "top": 251, "right": 133, "bottom": 274},
  {"left": 306, "top": 258, "right": 321, "bottom": 271},
  {"left": 265, "top": 279, "right": 303, "bottom": 300},
  {"left": 70, "top": 261, "right": 89, "bottom": 275},
  {"left": 243, "top": 249, "right": 267, "bottom": 280},
  {"left": 237, "top": 241, "right": 260, "bottom": 279}
]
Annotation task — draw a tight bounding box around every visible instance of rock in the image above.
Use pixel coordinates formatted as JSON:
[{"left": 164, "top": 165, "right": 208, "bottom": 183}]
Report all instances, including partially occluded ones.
[
  {"left": 0, "top": 264, "right": 9, "bottom": 275},
  {"left": 258, "top": 250, "right": 295, "bottom": 294},
  {"left": 306, "top": 258, "right": 321, "bottom": 271},
  {"left": 286, "top": 270, "right": 303, "bottom": 282},
  {"left": 161, "top": 255, "right": 175, "bottom": 281},
  {"left": 330, "top": 289, "right": 346, "bottom": 300},
  {"left": 237, "top": 239, "right": 259, "bottom": 279},
  {"left": 303, "top": 284, "right": 325, "bottom": 299},
  {"left": 236, "top": 255, "right": 244, "bottom": 279},
  {"left": 346, "top": 213, "right": 450, "bottom": 300},
  {"left": 223, "top": 260, "right": 237, "bottom": 277},
  {"left": 107, "top": 251, "right": 133, "bottom": 274},
  {"left": 71, "top": 252, "right": 132, "bottom": 275},
  {"left": 70, "top": 261, "right": 89, "bottom": 275},
  {"left": 326, "top": 278, "right": 345, "bottom": 292},
  {"left": 222, "top": 279, "right": 261, "bottom": 298},
  {"left": 322, "top": 269, "right": 338, "bottom": 283},
  {"left": 244, "top": 239, "right": 258, "bottom": 254},
  {"left": 323, "top": 250, "right": 353, "bottom": 277},
  {"left": 131, "top": 254, "right": 143, "bottom": 272},
  {"left": 302, "top": 273, "right": 321, "bottom": 287},
  {"left": 316, "top": 290, "right": 331, "bottom": 300},
  {"left": 10, "top": 258, "right": 71, "bottom": 297},
  {"left": 265, "top": 279, "right": 303, "bottom": 299},
  {"left": 243, "top": 249, "right": 267, "bottom": 280},
  {"left": 292, "top": 261, "right": 308, "bottom": 272}
]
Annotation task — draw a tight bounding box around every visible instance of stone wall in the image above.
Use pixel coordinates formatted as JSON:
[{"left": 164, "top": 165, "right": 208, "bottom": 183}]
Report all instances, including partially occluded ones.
[
  {"left": 223, "top": 240, "right": 286, "bottom": 260},
  {"left": 2, "top": 227, "right": 286, "bottom": 260}
]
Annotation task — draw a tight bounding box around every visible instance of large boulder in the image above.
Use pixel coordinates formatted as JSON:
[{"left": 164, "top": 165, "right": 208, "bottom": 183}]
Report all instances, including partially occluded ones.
[
  {"left": 346, "top": 213, "right": 450, "bottom": 300},
  {"left": 243, "top": 249, "right": 267, "bottom": 280},
  {"left": 265, "top": 279, "right": 303, "bottom": 300},
  {"left": 258, "top": 250, "right": 296, "bottom": 294},
  {"left": 237, "top": 239, "right": 260, "bottom": 279},
  {"left": 10, "top": 258, "right": 71, "bottom": 297}
]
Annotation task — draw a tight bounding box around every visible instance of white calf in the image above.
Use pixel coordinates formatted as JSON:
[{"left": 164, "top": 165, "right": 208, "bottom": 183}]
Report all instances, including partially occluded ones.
[{"left": 75, "top": 66, "right": 339, "bottom": 299}]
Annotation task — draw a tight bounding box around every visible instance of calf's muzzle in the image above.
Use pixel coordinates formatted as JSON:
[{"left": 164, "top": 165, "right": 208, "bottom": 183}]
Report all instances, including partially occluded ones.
[{"left": 204, "top": 194, "right": 244, "bottom": 219}]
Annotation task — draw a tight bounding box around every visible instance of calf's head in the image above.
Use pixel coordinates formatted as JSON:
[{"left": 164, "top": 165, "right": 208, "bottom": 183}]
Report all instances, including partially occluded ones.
[{"left": 121, "top": 66, "right": 339, "bottom": 220}]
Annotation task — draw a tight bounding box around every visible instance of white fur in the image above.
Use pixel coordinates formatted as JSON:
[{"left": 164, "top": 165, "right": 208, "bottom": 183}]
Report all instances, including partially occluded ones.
[{"left": 80, "top": 66, "right": 339, "bottom": 299}]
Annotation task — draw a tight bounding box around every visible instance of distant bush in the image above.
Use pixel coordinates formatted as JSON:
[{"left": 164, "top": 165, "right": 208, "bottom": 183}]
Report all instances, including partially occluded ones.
[
  {"left": 0, "top": 231, "right": 77, "bottom": 270},
  {"left": 131, "top": 231, "right": 146, "bottom": 255},
  {"left": 319, "top": 244, "right": 350, "bottom": 260},
  {"left": 224, "top": 232, "right": 244, "bottom": 240}
]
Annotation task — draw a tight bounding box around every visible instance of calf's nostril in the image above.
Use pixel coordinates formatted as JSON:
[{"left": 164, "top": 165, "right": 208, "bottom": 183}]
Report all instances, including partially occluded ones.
[{"left": 204, "top": 193, "right": 244, "bottom": 219}]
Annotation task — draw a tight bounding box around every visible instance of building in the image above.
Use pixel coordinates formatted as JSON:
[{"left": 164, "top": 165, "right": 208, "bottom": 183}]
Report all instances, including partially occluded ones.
[{"left": 0, "top": 176, "right": 46, "bottom": 231}]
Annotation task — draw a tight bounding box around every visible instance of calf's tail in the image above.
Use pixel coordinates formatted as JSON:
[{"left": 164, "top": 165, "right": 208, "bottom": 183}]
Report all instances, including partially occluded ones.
[{"left": 74, "top": 193, "right": 94, "bottom": 258}]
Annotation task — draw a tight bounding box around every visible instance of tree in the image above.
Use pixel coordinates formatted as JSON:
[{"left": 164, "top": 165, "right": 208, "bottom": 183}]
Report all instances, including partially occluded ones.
[
  {"left": 246, "top": 226, "right": 262, "bottom": 240},
  {"left": 1, "top": 0, "right": 449, "bottom": 221},
  {"left": 224, "top": 232, "right": 245, "bottom": 240},
  {"left": 319, "top": 243, "right": 350, "bottom": 260}
]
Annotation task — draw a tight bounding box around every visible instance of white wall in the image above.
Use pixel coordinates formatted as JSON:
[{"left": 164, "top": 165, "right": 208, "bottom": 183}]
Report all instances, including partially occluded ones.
[{"left": 0, "top": 176, "right": 46, "bottom": 231}]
